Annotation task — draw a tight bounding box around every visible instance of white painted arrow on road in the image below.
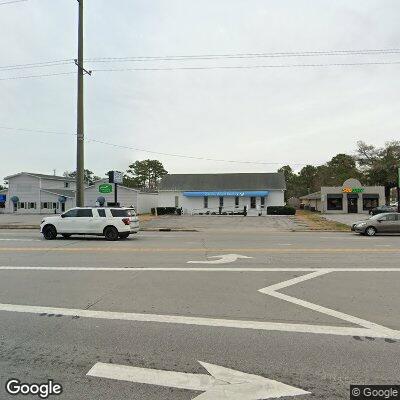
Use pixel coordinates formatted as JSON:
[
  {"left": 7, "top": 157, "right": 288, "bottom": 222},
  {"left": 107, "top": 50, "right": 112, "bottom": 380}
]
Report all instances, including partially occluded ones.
[
  {"left": 187, "top": 254, "right": 253, "bottom": 264},
  {"left": 87, "top": 361, "right": 310, "bottom": 399}
]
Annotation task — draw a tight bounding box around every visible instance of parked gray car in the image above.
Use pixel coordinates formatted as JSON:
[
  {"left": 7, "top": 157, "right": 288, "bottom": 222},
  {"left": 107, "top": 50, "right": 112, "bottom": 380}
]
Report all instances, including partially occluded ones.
[{"left": 352, "top": 213, "right": 400, "bottom": 236}]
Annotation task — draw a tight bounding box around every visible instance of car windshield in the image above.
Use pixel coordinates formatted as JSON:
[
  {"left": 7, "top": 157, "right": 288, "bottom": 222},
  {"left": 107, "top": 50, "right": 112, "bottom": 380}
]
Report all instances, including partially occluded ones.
[{"left": 370, "top": 213, "right": 386, "bottom": 220}]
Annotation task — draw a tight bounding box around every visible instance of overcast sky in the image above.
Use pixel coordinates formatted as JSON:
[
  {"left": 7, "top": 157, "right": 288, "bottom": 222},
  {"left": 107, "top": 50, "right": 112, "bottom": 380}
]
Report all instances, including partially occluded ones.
[{"left": 0, "top": 0, "right": 399, "bottom": 180}]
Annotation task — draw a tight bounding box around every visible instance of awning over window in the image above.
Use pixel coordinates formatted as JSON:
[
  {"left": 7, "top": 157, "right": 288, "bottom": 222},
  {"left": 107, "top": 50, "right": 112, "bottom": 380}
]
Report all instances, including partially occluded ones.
[
  {"left": 183, "top": 191, "right": 269, "bottom": 197},
  {"left": 347, "top": 193, "right": 359, "bottom": 199},
  {"left": 362, "top": 194, "right": 379, "bottom": 199},
  {"left": 327, "top": 194, "right": 343, "bottom": 199}
]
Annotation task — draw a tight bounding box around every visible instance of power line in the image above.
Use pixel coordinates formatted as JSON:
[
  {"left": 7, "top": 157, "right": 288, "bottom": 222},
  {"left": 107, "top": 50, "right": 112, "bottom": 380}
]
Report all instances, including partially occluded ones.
[
  {"left": 0, "top": 59, "right": 74, "bottom": 72},
  {"left": 0, "top": 71, "right": 76, "bottom": 81},
  {"left": 0, "top": 0, "right": 27, "bottom": 5},
  {"left": 3, "top": 60, "right": 399, "bottom": 81},
  {"left": 0, "top": 125, "right": 306, "bottom": 166},
  {"left": 86, "top": 48, "right": 400, "bottom": 63},
  {"left": 92, "top": 60, "right": 400, "bottom": 73}
]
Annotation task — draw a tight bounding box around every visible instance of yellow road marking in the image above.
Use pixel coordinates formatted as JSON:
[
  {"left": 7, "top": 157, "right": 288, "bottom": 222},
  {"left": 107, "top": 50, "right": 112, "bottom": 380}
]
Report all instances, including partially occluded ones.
[{"left": 0, "top": 247, "right": 399, "bottom": 253}]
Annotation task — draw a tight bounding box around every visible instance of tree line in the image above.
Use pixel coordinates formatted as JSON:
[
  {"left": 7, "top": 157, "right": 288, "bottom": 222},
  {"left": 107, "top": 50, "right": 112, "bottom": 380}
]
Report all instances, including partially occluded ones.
[
  {"left": 63, "top": 159, "right": 168, "bottom": 191},
  {"left": 279, "top": 141, "right": 400, "bottom": 203}
]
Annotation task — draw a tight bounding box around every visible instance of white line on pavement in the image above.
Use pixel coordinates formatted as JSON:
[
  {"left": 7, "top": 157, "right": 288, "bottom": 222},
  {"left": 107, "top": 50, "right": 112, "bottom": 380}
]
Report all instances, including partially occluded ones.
[
  {"left": 0, "top": 302, "right": 398, "bottom": 339},
  {"left": 87, "top": 361, "right": 310, "bottom": 399},
  {"left": 1, "top": 266, "right": 400, "bottom": 272},
  {"left": 259, "top": 270, "right": 396, "bottom": 337}
]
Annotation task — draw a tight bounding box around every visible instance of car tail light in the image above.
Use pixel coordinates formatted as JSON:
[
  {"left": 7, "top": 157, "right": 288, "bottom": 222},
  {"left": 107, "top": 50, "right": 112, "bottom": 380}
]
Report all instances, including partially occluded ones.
[{"left": 122, "top": 218, "right": 131, "bottom": 225}]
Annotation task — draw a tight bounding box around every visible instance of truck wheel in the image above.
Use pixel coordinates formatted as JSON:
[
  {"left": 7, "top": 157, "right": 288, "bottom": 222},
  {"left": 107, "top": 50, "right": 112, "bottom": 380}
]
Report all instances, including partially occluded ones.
[
  {"left": 119, "top": 232, "right": 130, "bottom": 239},
  {"left": 104, "top": 226, "right": 119, "bottom": 241},
  {"left": 43, "top": 225, "right": 57, "bottom": 240},
  {"left": 365, "top": 226, "right": 377, "bottom": 237}
]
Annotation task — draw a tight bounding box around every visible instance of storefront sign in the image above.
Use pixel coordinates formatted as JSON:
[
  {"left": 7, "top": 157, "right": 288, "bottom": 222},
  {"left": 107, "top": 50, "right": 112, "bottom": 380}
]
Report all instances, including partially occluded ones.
[
  {"left": 183, "top": 191, "right": 269, "bottom": 197},
  {"left": 342, "top": 187, "right": 364, "bottom": 193},
  {"left": 99, "top": 184, "right": 113, "bottom": 194}
]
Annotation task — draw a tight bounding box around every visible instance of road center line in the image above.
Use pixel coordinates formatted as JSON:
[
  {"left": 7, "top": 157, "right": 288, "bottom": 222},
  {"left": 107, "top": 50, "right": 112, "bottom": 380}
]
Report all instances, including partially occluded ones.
[
  {"left": 0, "top": 247, "right": 399, "bottom": 253},
  {"left": 1, "top": 266, "right": 400, "bottom": 272}
]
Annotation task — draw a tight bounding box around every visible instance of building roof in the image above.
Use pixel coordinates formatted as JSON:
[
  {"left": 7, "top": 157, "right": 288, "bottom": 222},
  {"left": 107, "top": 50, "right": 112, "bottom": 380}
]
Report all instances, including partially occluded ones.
[
  {"left": 41, "top": 189, "right": 76, "bottom": 198},
  {"left": 299, "top": 191, "right": 321, "bottom": 200},
  {"left": 4, "top": 172, "right": 75, "bottom": 182},
  {"left": 159, "top": 173, "right": 286, "bottom": 191}
]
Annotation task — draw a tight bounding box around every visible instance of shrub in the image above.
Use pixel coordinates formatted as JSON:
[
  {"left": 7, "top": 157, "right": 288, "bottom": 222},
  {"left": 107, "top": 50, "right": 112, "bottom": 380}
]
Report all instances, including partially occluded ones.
[
  {"left": 267, "top": 206, "right": 296, "bottom": 215},
  {"left": 154, "top": 207, "right": 178, "bottom": 215}
]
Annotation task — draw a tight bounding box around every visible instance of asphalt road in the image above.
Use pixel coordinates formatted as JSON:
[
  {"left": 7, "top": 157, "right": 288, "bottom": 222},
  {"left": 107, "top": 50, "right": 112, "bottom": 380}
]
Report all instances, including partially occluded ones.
[{"left": 0, "top": 228, "right": 399, "bottom": 399}]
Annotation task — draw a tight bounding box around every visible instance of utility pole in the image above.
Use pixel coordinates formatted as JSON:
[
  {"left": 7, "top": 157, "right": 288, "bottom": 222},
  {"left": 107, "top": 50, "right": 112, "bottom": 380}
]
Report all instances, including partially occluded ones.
[
  {"left": 397, "top": 166, "right": 400, "bottom": 213},
  {"left": 75, "top": 0, "right": 91, "bottom": 207}
]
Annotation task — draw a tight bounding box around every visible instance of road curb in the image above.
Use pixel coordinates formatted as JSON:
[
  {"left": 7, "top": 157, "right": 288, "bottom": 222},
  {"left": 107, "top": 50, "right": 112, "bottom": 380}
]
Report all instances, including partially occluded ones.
[{"left": 0, "top": 225, "right": 39, "bottom": 229}]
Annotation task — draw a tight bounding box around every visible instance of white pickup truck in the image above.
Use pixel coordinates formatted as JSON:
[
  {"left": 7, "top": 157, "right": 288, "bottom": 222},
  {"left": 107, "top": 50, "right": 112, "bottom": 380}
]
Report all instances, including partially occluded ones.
[{"left": 40, "top": 207, "right": 139, "bottom": 240}]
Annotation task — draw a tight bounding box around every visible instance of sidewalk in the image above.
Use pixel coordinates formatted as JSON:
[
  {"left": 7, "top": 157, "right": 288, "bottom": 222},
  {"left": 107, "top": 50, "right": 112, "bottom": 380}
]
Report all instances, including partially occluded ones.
[{"left": 321, "top": 213, "right": 369, "bottom": 226}]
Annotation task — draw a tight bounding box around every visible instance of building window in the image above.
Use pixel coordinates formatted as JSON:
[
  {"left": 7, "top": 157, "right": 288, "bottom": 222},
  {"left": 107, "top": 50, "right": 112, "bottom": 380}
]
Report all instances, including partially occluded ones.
[
  {"left": 53, "top": 202, "right": 57, "bottom": 209},
  {"left": 235, "top": 196, "right": 239, "bottom": 207},
  {"left": 64, "top": 182, "right": 69, "bottom": 188},
  {"left": 219, "top": 197, "right": 224, "bottom": 207},
  {"left": 204, "top": 196, "right": 208, "bottom": 208},
  {"left": 363, "top": 195, "right": 379, "bottom": 211},
  {"left": 29, "top": 202, "right": 36, "bottom": 209},
  {"left": 42, "top": 202, "right": 48, "bottom": 209},
  {"left": 260, "top": 197, "right": 265, "bottom": 208},
  {"left": 20, "top": 202, "right": 25, "bottom": 209},
  {"left": 250, "top": 197, "right": 256, "bottom": 209},
  {"left": 327, "top": 196, "right": 343, "bottom": 211}
]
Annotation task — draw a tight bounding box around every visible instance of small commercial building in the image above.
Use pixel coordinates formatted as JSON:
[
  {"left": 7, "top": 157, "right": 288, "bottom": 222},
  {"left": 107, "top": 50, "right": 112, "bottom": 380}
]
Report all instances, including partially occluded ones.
[
  {"left": 3, "top": 172, "right": 76, "bottom": 214},
  {"left": 300, "top": 178, "right": 385, "bottom": 214},
  {"left": 1, "top": 173, "right": 158, "bottom": 214},
  {"left": 158, "top": 173, "right": 286, "bottom": 215}
]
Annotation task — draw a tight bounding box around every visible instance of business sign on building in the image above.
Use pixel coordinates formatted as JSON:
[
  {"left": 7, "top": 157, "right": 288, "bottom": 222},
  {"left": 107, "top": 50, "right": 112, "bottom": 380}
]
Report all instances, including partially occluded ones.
[
  {"left": 183, "top": 191, "right": 269, "bottom": 197},
  {"left": 99, "top": 184, "right": 113, "bottom": 194},
  {"left": 342, "top": 187, "right": 364, "bottom": 193}
]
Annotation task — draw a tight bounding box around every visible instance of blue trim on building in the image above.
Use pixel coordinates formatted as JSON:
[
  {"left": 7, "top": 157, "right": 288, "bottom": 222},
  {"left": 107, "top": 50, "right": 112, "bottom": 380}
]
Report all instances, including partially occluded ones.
[{"left": 183, "top": 191, "right": 269, "bottom": 197}]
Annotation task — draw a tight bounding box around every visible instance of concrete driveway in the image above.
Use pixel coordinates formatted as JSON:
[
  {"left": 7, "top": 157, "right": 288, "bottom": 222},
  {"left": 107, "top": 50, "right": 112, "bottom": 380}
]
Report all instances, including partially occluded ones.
[{"left": 141, "top": 214, "right": 308, "bottom": 232}]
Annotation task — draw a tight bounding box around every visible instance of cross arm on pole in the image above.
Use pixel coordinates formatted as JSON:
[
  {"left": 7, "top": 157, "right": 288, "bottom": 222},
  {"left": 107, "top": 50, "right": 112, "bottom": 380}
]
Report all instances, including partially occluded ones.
[{"left": 74, "top": 59, "right": 92, "bottom": 76}]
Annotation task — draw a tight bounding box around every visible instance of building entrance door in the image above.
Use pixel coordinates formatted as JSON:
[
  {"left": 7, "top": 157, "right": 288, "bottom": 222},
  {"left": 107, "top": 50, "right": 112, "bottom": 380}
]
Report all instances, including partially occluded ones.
[{"left": 347, "top": 196, "right": 358, "bottom": 213}]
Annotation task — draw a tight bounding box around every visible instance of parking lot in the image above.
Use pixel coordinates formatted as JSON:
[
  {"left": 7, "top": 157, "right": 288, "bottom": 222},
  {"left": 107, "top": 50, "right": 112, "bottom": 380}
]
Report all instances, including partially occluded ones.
[{"left": 0, "top": 225, "right": 399, "bottom": 399}]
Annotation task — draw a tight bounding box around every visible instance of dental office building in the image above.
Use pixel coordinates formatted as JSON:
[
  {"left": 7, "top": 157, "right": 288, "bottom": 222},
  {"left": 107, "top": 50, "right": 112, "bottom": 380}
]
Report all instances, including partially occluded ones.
[
  {"left": 1, "top": 172, "right": 158, "bottom": 215},
  {"left": 158, "top": 173, "right": 286, "bottom": 215},
  {"left": 2, "top": 172, "right": 76, "bottom": 214}
]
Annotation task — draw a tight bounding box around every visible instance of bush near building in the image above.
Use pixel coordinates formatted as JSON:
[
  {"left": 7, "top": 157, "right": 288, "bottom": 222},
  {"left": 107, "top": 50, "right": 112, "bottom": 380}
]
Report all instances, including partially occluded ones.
[{"left": 267, "top": 206, "right": 296, "bottom": 215}]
